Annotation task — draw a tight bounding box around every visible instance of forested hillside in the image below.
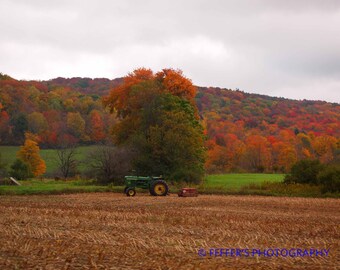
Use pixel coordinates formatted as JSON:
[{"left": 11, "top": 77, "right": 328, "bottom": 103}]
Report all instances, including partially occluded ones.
[
  {"left": 0, "top": 73, "right": 339, "bottom": 173},
  {"left": 0, "top": 74, "right": 117, "bottom": 147},
  {"left": 197, "top": 87, "right": 339, "bottom": 172}
]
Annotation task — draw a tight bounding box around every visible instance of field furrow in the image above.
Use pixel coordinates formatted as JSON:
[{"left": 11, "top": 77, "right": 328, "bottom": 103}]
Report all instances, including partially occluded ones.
[{"left": 0, "top": 194, "right": 339, "bottom": 269}]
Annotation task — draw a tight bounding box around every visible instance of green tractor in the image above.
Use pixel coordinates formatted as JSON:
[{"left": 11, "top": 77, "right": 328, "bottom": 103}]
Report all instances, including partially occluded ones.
[{"left": 124, "top": 175, "right": 169, "bottom": 197}]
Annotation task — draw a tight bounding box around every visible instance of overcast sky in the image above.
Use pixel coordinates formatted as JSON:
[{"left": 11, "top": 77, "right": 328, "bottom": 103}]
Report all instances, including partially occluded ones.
[{"left": 0, "top": 0, "right": 339, "bottom": 102}]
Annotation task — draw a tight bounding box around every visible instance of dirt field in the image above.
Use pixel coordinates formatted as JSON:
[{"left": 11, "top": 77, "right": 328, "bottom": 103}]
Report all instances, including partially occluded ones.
[{"left": 0, "top": 193, "right": 339, "bottom": 269}]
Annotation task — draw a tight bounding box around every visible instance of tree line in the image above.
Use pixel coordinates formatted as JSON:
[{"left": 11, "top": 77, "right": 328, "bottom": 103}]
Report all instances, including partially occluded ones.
[
  {"left": 2, "top": 68, "right": 206, "bottom": 183},
  {"left": 0, "top": 71, "right": 339, "bottom": 175}
]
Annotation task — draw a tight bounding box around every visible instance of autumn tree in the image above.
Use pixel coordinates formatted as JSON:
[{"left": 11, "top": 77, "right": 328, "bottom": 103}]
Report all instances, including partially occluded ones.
[
  {"left": 155, "top": 68, "right": 197, "bottom": 100},
  {"left": 132, "top": 94, "right": 205, "bottom": 182},
  {"left": 205, "top": 143, "right": 229, "bottom": 173},
  {"left": 0, "top": 110, "right": 10, "bottom": 143},
  {"left": 223, "top": 133, "right": 245, "bottom": 171},
  {"left": 103, "top": 68, "right": 205, "bottom": 183},
  {"left": 17, "top": 133, "right": 46, "bottom": 177},
  {"left": 67, "top": 112, "right": 86, "bottom": 139},
  {"left": 272, "top": 141, "right": 297, "bottom": 172},
  {"left": 104, "top": 68, "right": 154, "bottom": 118},
  {"left": 243, "top": 135, "right": 271, "bottom": 172},
  {"left": 1, "top": 72, "right": 339, "bottom": 172},
  {"left": 89, "top": 110, "right": 105, "bottom": 142},
  {"left": 27, "top": 112, "right": 48, "bottom": 134},
  {"left": 205, "top": 134, "right": 245, "bottom": 173},
  {"left": 295, "top": 133, "right": 313, "bottom": 160},
  {"left": 10, "top": 113, "right": 28, "bottom": 143},
  {"left": 312, "top": 135, "right": 337, "bottom": 163}
]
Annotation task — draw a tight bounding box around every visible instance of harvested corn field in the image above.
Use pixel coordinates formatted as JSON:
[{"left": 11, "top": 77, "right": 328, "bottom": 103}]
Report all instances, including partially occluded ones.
[{"left": 0, "top": 193, "right": 339, "bottom": 269}]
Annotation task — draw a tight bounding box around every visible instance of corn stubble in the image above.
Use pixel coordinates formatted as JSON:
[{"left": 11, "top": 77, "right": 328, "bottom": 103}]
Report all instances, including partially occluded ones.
[{"left": 0, "top": 194, "right": 338, "bottom": 269}]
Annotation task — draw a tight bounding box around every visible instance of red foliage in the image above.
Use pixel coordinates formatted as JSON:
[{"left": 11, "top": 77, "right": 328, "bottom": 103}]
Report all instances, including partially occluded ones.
[{"left": 0, "top": 73, "right": 339, "bottom": 173}]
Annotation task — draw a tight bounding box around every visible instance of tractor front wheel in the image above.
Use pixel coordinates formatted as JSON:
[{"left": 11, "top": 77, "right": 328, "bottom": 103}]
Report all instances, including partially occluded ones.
[
  {"left": 126, "top": 188, "right": 136, "bottom": 197},
  {"left": 150, "top": 180, "right": 168, "bottom": 196}
]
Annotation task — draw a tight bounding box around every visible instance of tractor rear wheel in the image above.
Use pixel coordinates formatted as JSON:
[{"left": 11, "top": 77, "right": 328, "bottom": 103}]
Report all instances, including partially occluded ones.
[
  {"left": 150, "top": 180, "right": 168, "bottom": 196},
  {"left": 126, "top": 188, "right": 136, "bottom": 197}
]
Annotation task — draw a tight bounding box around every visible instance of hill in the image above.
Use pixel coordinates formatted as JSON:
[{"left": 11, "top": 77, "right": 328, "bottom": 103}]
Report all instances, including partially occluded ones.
[
  {"left": 196, "top": 86, "right": 339, "bottom": 172},
  {"left": 0, "top": 73, "right": 339, "bottom": 173},
  {"left": 43, "top": 77, "right": 123, "bottom": 96}
]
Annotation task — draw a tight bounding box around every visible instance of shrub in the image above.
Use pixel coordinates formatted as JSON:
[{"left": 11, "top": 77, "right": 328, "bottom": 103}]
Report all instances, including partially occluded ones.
[
  {"left": 317, "top": 165, "right": 340, "bottom": 193},
  {"left": 86, "top": 146, "right": 132, "bottom": 185},
  {"left": 284, "top": 159, "right": 324, "bottom": 185},
  {"left": 9, "top": 159, "right": 33, "bottom": 180},
  {"left": 169, "top": 169, "right": 202, "bottom": 184}
]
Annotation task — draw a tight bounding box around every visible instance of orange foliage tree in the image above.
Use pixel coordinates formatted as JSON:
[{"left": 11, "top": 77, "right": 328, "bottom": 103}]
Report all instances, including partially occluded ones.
[
  {"left": 272, "top": 141, "right": 297, "bottom": 172},
  {"left": 155, "top": 69, "right": 197, "bottom": 100},
  {"left": 243, "top": 135, "right": 272, "bottom": 172},
  {"left": 103, "top": 68, "right": 154, "bottom": 117},
  {"left": 103, "top": 68, "right": 197, "bottom": 116},
  {"left": 17, "top": 133, "right": 46, "bottom": 177},
  {"left": 312, "top": 135, "right": 337, "bottom": 163},
  {"left": 89, "top": 110, "right": 105, "bottom": 142},
  {"left": 103, "top": 68, "right": 205, "bottom": 182},
  {"left": 205, "top": 134, "right": 245, "bottom": 173}
]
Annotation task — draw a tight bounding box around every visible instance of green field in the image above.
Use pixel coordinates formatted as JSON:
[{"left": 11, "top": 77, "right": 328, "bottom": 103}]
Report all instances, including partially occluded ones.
[
  {"left": 0, "top": 172, "right": 335, "bottom": 197},
  {"left": 0, "top": 146, "right": 17, "bottom": 166},
  {"left": 0, "top": 175, "right": 284, "bottom": 196},
  {"left": 0, "top": 179, "right": 118, "bottom": 195},
  {"left": 204, "top": 173, "right": 284, "bottom": 190},
  {"left": 0, "top": 145, "right": 97, "bottom": 175},
  {"left": 0, "top": 176, "right": 333, "bottom": 197},
  {"left": 1, "top": 146, "right": 335, "bottom": 197},
  {"left": 0, "top": 145, "right": 285, "bottom": 195},
  {"left": 0, "top": 146, "right": 283, "bottom": 184}
]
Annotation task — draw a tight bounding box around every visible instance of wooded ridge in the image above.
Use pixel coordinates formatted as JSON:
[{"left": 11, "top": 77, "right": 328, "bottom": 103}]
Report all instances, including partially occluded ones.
[{"left": 0, "top": 73, "right": 339, "bottom": 173}]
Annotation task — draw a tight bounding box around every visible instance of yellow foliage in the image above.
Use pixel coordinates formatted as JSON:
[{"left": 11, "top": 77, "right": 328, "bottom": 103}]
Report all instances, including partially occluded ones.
[
  {"left": 17, "top": 133, "right": 46, "bottom": 177},
  {"left": 312, "top": 135, "right": 337, "bottom": 163}
]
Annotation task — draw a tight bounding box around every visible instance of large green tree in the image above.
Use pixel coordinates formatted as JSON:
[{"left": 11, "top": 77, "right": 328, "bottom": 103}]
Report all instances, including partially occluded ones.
[{"left": 103, "top": 68, "right": 206, "bottom": 183}]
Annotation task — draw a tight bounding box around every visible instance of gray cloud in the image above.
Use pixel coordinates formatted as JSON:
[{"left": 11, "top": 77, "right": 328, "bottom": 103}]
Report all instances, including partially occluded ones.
[{"left": 0, "top": 0, "right": 339, "bottom": 102}]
